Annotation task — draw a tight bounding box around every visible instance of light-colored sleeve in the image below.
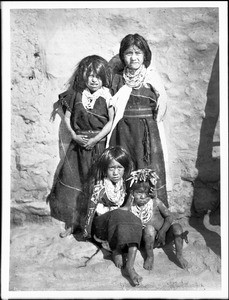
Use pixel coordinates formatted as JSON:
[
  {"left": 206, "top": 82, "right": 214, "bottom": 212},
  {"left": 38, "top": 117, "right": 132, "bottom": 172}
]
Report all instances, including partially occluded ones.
[
  {"left": 96, "top": 203, "right": 109, "bottom": 215},
  {"left": 146, "top": 69, "right": 167, "bottom": 122},
  {"left": 145, "top": 68, "right": 172, "bottom": 191},
  {"left": 102, "top": 87, "right": 113, "bottom": 108}
]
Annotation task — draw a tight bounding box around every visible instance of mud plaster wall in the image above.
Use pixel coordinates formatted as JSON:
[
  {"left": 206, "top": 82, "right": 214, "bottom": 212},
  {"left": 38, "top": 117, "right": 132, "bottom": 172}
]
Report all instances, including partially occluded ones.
[{"left": 10, "top": 7, "right": 220, "bottom": 224}]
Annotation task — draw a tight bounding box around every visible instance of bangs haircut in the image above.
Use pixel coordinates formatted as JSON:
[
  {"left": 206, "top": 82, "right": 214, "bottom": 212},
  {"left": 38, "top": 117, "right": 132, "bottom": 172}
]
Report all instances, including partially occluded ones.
[
  {"left": 83, "top": 56, "right": 111, "bottom": 88},
  {"left": 119, "top": 33, "right": 152, "bottom": 68},
  {"left": 70, "top": 55, "right": 111, "bottom": 91},
  {"left": 96, "top": 146, "right": 133, "bottom": 181}
]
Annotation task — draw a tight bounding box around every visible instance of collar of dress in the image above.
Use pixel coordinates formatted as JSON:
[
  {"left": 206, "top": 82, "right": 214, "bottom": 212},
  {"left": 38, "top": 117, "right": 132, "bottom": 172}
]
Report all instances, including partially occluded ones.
[{"left": 82, "top": 87, "right": 111, "bottom": 110}]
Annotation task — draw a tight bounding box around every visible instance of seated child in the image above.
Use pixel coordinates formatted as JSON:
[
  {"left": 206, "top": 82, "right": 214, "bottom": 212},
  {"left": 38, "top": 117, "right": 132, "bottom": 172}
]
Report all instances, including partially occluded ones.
[
  {"left": 125, "top": 168, "right": 189, "bottom": 271},
  {"left": 83, "top": 146, "right": 143, "bottom": 286}
]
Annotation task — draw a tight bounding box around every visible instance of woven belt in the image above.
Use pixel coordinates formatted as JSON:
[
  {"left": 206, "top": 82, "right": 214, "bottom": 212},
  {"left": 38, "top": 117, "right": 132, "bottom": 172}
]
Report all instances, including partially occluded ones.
[{"left": 124, "top": 108, "right": 153, "bottom": 118}]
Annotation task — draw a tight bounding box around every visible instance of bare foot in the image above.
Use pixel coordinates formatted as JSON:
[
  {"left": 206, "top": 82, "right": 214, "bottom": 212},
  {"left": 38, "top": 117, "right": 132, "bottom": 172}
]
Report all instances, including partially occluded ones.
[
  {"left": 124, "top": 266, "right": 143, "bottom": 286},
  {"left": 177, "top": 254, "right": 188, "bottom": 269},
  {"left": 112, "top": 250, "right": 123, "bottom": 268},
  {"left": 143, "top": 256, "right": 154, "bottom": 270},
  {"left": 59, "top": 227, "right": 72, "bottom": 238}
]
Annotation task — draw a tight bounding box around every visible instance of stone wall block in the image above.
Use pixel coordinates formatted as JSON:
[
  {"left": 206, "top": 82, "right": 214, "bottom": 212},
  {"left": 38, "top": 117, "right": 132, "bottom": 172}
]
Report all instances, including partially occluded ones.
[{"left": 169, "top": 180, "right": 194, "bottom": 216}]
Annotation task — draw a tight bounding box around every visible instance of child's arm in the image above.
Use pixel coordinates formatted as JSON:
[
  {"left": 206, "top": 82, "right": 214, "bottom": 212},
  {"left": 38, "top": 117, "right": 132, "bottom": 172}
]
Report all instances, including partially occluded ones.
[
  {"left": 120, "top": 192, "right": 134, "bottom": 211},
  {"left": 84, "top": 106, "right": 115, "bottom": 150},
  {"left": 64, "top": 111, "right": 88, "bottom": 147},
  {"left": 155, "top": 199, "right": 174, "bottom": 246}
]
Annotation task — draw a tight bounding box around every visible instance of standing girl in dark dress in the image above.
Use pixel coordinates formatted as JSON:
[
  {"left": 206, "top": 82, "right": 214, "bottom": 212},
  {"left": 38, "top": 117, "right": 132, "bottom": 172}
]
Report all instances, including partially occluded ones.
[
  {"left": 107, "top": 34, "right": 169, "bottom": 207},
  {"left": 49, "top": 55, "right": 114, "bottom": 237}
]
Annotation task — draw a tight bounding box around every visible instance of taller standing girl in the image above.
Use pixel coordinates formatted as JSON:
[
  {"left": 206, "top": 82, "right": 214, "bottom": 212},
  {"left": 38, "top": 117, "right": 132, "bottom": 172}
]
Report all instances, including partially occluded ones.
[
  {"left": 107, "top": 33, "right": 169, "bottom": 207},
  {"left": 48, "top": 55, "right": 114, "bottom": 237}
]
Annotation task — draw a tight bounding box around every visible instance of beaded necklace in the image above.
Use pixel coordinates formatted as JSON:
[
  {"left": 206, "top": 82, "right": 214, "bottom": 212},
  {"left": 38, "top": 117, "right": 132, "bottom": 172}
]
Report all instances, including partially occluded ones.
[
  {"left": 123, "top": 65, "right": 147, "bottom": 89},
  {"left": 104, "top": 178, "right": 125, "bottom": 207},
  {"left": 131, "top": 199, "right": 154, "bottom": 227}
]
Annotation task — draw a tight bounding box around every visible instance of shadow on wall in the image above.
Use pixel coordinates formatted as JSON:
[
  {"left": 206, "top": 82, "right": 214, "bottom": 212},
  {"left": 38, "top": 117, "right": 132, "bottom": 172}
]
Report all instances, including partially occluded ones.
[{"left": 189, "top": 48, "right": 220, "bottom": 257}]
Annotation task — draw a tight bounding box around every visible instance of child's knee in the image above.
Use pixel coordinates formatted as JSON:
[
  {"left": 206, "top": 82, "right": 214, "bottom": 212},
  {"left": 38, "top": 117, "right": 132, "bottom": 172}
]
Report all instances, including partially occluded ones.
[
  {"left": 172, "top": 223, "right": 183, "bottom": 236},
  {"left": 144, "top": 225, "right": 157, "bottom": 240}
]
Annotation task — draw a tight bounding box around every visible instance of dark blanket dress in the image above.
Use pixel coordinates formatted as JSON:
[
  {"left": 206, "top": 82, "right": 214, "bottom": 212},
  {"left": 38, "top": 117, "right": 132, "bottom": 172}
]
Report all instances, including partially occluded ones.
[
  {"left": 84, "top": 182, "right": 142, "bottom": 251},
  {"left": 49, "top": 89, "right": 110, "bottom": 229},
  {"left": 109, "top": 74, "right": 168, "bottom": 207}
]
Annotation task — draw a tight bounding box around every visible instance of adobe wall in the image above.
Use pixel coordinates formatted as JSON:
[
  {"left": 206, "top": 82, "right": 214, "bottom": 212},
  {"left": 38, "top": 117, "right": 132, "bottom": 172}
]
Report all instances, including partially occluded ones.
[{"left": 10, "top": 7, "right": 219, "bottom": 224}]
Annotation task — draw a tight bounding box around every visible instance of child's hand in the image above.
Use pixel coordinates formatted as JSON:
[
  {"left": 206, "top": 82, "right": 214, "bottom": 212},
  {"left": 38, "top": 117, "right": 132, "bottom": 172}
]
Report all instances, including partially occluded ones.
[
  {"left": 71, "top": 133, "right": 88, "bottom": 146},
  {"left": 84, "top": 137, "right": 97, "bottom": 150},
  {"left": 155, "top": 230, "right": 166, "bottom": 246}
]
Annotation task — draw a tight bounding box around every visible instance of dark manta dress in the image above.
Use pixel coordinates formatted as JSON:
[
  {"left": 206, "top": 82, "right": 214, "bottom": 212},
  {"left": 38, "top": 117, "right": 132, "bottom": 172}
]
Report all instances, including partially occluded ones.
[
  {"left": 83, "top": 181, "right": 142, "bottom": 251},
  {"left": 49, "top": 89, "right": 110, "bottom": 229},
  {"left": 109, "top": 74, "right": 168, "bottom": 207}
]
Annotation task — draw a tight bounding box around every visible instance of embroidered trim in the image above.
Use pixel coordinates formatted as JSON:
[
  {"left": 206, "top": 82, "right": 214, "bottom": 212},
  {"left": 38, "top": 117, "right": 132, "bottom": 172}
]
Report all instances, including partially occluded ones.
[
  {"left": 125, "top": 107, "right": 154, "bottom": 112},
  {"left": 59, "top": 180, "right": 82, "bottom": 192},
  {"left": 62, "top": 99, "right": 72, "bottom": 113},
  {"left": 123, "top": 114, "right": 153, "bottom": 118},
  {"left": 87, "top": 111, "right": 107, "bottom": 120},
  {"left": 130, "top": 94, "right": 157, "bottom": 103}
]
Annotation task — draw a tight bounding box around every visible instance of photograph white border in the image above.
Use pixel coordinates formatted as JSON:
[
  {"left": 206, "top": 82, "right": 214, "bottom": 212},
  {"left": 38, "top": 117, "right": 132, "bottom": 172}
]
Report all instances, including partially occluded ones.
[{"left": 2, "top": 1, "right": 228, "bottom": 299}]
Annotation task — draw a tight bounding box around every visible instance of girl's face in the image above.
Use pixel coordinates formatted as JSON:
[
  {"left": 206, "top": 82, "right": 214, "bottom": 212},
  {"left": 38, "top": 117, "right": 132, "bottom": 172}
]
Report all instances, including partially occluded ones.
[
  {"left": 86, "top": 72, "right": 103, "bottom": 92},
  {"left": 106, "top": 159, "right": 125, "bottom": 184},
  {"left": 133, "top": 186, "right": 151, "bottom": 206},
  {"left": 123, "top": 45, "right": 144, "bottom": 70}
]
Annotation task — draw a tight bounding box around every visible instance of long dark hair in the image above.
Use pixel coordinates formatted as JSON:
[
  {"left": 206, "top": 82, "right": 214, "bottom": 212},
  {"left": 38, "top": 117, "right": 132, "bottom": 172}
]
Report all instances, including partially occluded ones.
[
  {"left": 95, "top": 146, "right": 133, "bottom": 183},
  {"left": 84, "top": 146, "right": 133, "bottom": 198},
  {"left": 67, "top": 55, "right": 112, "bottom": 91},
  {"left": 119, "top": 33, "right": 152, "bottom": 68}
]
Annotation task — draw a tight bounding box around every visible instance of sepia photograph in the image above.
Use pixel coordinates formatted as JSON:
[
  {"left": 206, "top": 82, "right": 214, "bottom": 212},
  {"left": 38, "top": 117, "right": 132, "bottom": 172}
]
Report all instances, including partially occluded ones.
[{"left": 2, "top": 1, "right": 228, "bottom": 299}]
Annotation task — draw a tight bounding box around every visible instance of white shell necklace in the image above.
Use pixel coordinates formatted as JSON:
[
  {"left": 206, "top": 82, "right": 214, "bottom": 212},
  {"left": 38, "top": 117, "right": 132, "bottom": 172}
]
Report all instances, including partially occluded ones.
[{"left": 104, "top": 178, "right": 125, "bottom": 207}]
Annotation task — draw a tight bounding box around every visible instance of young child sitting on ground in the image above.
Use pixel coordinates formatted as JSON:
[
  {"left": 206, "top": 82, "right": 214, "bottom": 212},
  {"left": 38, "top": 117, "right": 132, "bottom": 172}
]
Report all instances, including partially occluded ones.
[
  {"left": 125, "top": 168, "right": 189, "bottom": 271},
  {"left": 83, "top": 146, "right": 143, "bottom": 286}
]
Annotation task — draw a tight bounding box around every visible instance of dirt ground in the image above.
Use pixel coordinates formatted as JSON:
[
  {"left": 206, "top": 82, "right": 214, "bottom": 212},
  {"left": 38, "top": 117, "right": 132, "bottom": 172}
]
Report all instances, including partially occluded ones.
[{"left": 8, "top": 210, "right": 224, "bottom": 298}]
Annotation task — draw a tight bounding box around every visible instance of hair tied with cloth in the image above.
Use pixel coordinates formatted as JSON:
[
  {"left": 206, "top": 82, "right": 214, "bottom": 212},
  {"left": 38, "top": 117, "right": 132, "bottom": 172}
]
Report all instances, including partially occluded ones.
[{"left": 126, "top": 168, "right": 159, "bottom": 188}]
